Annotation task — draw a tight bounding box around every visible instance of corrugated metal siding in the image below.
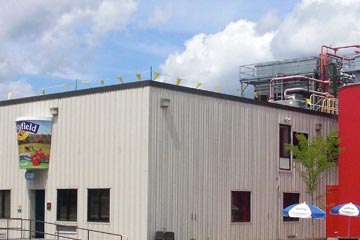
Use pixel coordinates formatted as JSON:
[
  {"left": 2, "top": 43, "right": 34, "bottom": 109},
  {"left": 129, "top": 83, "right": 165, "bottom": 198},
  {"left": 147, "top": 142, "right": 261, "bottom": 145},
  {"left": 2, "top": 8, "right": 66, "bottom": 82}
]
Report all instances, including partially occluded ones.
[
  {"left": 148, "top": 88, "right": 338, "bottom": 240},
  {"left": 0, "top": 88, "right": 150, "bottom": 240},
  {"left": 0, "top": 83, "right": 339, "bottom": 240}
]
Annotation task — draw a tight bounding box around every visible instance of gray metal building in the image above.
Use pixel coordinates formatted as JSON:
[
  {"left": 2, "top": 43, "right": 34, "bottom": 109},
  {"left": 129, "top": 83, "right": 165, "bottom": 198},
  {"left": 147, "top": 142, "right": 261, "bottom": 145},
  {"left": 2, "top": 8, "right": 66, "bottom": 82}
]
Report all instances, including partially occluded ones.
[{"left": 0, "top": 81, "right": 338, "bottom": 240}]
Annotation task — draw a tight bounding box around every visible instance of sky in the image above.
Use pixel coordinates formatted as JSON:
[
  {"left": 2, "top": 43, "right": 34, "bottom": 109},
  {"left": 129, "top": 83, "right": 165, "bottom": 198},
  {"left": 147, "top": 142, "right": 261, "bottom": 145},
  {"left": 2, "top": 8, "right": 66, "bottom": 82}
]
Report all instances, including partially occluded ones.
[{"left": 1, "top": 0, "right": 360, "bottom": 100}]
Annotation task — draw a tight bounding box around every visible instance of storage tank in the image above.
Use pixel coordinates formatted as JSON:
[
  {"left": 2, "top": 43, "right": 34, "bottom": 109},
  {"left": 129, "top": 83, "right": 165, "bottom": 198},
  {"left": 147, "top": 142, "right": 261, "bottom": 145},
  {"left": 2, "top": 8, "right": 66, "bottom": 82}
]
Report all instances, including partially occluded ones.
[
  {"left": 338, "top": 84, "right": 360, "bottom": 201},
  {"left": 327, "top": 83, "right": 360, "bottom": 238}
]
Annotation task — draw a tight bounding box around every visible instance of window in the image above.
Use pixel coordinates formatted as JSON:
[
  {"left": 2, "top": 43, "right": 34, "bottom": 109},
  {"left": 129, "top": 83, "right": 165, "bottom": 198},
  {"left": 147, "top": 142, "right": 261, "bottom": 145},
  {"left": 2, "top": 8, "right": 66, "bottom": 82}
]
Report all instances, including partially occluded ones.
[
  {"left": 0, "top": 190, "right": 10, "bottom": 218},
  {"left": 57, "top": 189, "right": 77, "bottom": 221},
  {"left": 292, "top": 132, "right": 308, "bottom": 147},
  {"left": 88, "top": 189, "right": 110, "bottom": 222},
  {"left": 283, "top": 193, "right": 300, "bottom": 222},
  {"left": 279, "top": 124, "right": 291, "bottom": 170},
  {"left": 231, "top": 191, "right": 251, "bottom": 222},
  {"left": 280, "top": 124, "right": 291, "bottom": 158}
]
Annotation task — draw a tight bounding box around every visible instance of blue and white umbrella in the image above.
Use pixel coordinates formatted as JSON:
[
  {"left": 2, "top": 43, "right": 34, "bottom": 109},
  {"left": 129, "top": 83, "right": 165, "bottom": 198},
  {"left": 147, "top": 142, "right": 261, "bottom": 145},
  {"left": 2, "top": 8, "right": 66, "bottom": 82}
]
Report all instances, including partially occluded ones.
[
  {"left": 330, "top": 202, "right": 360, "bottom": 216},
  {"left": 283, "top": 202, "right": 326, "bottom": 219},
  {"left": 330, "top": 202, "right": 360, "bottom": 237}
]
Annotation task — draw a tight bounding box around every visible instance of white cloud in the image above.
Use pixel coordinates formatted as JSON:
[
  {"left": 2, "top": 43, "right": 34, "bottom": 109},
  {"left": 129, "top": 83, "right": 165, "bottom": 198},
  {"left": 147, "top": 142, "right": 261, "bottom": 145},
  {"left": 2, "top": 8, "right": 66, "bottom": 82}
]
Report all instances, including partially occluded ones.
[
  {"left": 143, "top": 4, "right": 173, "bottom": 28},
  {"left": 0, "top": 80, "right": 34, "bottom": 100},
  {"left": 161, "top": 0, "right": 360, "bottom": 95},
  {"left": 0, "top": 0, "right": 137, "bottom": 100},
  {"left": 255, "top": 10, "right": 281, "bottom": 34},
  {"left": 161, "top": 20, "right": 274, "bottom": 94},
  {"left": 136, "top": 0, "right": 254, "bottom": 34},
  {"left": 271, "top": 0, "right": 360, "bottom": 58},
  {"left": 93, "top": 0, "right": 137, "bottom": 36},
  {"left": 2, "top": 0, "right": 360, "bottom": 100}
]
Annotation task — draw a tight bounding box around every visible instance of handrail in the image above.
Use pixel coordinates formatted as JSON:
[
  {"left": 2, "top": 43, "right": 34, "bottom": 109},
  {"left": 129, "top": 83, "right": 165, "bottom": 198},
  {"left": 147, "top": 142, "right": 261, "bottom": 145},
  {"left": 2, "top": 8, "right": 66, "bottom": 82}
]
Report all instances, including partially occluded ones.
[
  {"left": 309, "top": 94, "right": 338, "bottom": 114},
  {"left": 0, "top": 218, "right": 127, "bottom": 240},
  {"left": 77, "top": 226, "right": 126, "bottom": 238}
]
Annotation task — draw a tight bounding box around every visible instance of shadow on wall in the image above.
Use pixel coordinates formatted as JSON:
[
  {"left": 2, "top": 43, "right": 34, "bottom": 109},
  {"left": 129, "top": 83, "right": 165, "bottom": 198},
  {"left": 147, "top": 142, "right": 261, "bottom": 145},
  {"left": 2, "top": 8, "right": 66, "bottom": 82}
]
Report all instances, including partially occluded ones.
[{"left": 161, "top": 104, "right": 181, "bottom": 151}]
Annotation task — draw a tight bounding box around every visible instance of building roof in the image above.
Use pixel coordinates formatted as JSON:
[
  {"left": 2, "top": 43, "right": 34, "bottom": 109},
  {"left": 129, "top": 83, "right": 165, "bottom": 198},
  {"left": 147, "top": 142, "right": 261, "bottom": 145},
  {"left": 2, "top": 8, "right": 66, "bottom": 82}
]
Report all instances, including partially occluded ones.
[{"left": 0, "top": 80, "right": 336, "bottom": 118}]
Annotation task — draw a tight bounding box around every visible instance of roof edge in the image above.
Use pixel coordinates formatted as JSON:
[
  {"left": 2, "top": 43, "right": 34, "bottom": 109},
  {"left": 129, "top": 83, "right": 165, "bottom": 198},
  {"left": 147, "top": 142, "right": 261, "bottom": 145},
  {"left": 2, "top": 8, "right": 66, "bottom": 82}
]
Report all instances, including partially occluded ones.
[{"left": 0, "top": 80, "right": 336, "bottom": 118}]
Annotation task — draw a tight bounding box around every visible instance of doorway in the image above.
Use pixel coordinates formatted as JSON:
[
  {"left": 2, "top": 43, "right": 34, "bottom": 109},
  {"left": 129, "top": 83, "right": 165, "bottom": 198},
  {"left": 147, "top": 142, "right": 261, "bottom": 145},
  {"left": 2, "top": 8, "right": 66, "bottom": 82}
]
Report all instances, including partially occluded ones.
[{"left": 34, "top": 190, "right": 45, "bottom": 238}]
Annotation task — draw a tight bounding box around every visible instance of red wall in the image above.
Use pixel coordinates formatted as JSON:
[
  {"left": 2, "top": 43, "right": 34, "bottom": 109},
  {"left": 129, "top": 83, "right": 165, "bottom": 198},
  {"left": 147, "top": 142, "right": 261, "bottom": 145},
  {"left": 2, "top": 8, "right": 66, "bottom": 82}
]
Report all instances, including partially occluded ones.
[
  {"left": 326, "top": 185, "right": 339, "bottom": 237},
  {"left": 327, "top": 84, "right": 360, "bottom": 238}
]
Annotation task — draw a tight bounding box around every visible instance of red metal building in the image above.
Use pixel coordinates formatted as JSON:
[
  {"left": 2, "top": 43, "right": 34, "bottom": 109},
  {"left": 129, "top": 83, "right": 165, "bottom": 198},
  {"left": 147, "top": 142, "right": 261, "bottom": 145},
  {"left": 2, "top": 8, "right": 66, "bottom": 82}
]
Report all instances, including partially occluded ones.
[{"left": 327, "top": 83, "right": 360, "bottom": 238}]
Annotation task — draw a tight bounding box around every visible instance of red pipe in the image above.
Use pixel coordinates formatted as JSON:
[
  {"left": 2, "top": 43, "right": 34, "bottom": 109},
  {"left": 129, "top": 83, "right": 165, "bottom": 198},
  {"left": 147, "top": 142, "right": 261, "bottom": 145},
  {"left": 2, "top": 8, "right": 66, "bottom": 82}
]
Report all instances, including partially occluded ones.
[
  {"left": 320, "top": 45, "right": 360, "bottom": 81},
  {"left": 271, "top": 75, "right": 329, "bottom": 84},
  {"left": 267, "top": 44, "right": 360, "bottom": 102}
]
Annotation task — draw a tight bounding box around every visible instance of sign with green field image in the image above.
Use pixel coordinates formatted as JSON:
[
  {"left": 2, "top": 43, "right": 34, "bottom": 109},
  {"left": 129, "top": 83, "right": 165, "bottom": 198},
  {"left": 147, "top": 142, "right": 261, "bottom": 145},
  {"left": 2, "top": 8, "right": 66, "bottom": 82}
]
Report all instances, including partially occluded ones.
[{"left": 16, "top": 117, "right": 52, "bottom": 169}]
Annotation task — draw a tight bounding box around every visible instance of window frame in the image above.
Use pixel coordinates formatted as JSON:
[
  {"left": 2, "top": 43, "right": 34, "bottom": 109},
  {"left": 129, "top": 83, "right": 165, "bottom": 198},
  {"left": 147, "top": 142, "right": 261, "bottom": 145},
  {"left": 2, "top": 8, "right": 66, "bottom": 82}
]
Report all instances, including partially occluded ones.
[
  {"left": 231, "top": 191, "right": 251, "bottom": 223},
  {"left": 87, "top": 188, "right": 110, "bottom": 223},
  {"left": 283, "top": 192, "right": 300, "bottom": 222},
  {"left": 0, "top": 190, "right": 10, "bottom": 219},
  {"left": 56, "top": 189, "right": 78, "bottom": 221},
  {"left": 292, "top": 132, "right": 309, "bottom": 148},
  {"left": 279, "top": 124, "right": 291, "bottom": 170}
]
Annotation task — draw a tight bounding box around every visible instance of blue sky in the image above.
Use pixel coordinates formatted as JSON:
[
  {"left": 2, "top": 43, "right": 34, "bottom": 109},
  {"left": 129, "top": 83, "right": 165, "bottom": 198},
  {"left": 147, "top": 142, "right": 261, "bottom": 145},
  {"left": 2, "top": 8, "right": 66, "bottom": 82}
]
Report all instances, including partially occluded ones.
[{"left": 1, "top": 0, "right": 360, "bottom": 100}]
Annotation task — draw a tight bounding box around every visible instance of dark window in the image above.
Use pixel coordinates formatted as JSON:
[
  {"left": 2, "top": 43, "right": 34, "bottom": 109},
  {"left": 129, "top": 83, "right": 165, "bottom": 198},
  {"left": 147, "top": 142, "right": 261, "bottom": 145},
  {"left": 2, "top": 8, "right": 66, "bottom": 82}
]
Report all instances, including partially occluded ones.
[
  {"left": 280, "top": 124, "right": 291, "bottom": 158},
  {"left": 0, "top": 190, "right": 10, "bottom": 218},
  {"left": 283, "top": 193, "right": 300, "bottom": 222},
  {"left": 88, "top": 189, "right": 110, "bottom": 222},
  {"left": 57, "top": 189, "right": 77, "bottom": 221},
  {"left": 293, "top": 132, "right": 308, "bottom": 147},
  {"left": 279, "top": 124, "right": 291, "bottom": 170},
  {"left": 231, "top": 191, "right": 251, "bottom": 222}
]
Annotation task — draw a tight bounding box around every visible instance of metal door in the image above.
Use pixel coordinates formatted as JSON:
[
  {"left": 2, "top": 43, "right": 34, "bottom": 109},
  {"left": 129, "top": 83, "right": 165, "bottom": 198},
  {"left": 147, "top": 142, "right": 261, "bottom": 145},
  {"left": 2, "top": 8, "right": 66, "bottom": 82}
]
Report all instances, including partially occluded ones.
[{"left": 35, "top": 190, "right": 45, "bottom": 238}]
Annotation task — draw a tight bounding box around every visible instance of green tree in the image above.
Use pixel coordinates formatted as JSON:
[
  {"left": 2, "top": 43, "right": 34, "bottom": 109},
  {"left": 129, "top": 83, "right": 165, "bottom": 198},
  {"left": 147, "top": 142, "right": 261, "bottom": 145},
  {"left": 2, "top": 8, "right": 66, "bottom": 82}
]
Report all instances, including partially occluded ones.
[{"left": 285, "top": 130, "right": 339, "bottom": 202}]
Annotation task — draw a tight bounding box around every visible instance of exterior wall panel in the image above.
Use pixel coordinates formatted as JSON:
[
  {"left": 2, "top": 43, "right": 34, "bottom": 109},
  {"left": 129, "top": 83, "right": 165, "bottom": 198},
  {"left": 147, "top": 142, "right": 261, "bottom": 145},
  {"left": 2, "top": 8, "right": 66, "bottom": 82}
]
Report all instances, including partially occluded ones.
[
  {"left": 148, "top": 87, "right": 338, "bottom": 240},
  {"left": 0, "top": 88, "right": 149, "bottom": 240},
  {"left": 0, "top": 81, "right": 338, "bottom": 240}
]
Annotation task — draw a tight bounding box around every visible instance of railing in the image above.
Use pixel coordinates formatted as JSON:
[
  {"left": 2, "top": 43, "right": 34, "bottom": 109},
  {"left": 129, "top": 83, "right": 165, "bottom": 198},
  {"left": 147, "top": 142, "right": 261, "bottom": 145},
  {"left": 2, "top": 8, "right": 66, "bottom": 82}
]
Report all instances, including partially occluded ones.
[
  {"left": 0, "top": 218, "right": 127, "bottom": 240},
  {"left": 309, "top": 94, "right": 338, "bottom": 114}
]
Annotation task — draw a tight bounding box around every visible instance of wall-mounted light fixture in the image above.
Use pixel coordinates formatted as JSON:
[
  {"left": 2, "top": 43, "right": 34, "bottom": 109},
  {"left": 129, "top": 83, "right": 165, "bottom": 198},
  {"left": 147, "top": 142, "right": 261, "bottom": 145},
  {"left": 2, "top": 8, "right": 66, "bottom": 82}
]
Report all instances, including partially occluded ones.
[
  {"left": 284, "top": 116, "right": 291, "bottom": 123},
  {"left": 160, "top": 98, "right": 170, "bottom": 108},
  {"left": 50, "top": 107, "right": 59, "bottom": 116}
]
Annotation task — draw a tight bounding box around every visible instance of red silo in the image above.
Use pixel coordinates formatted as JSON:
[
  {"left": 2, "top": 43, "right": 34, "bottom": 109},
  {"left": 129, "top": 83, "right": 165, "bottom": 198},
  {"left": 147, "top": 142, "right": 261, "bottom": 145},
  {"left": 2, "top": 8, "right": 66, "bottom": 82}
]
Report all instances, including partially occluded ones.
[{"left": 327, "top": 83, "right": 360, "bottom": 238}]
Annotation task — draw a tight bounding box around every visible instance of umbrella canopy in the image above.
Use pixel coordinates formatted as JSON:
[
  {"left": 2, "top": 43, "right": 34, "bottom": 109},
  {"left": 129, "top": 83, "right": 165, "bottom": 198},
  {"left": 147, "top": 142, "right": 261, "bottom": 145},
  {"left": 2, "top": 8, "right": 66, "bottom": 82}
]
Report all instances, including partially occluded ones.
[
  {"left": 283, "top": 202, "right": 326, "bottom": 219},
  {"left": 330, "top": 202, "right": 360, "bottom": 237},
  {"left": 330, "top": 202, "right": 360, "bottom": 216}
]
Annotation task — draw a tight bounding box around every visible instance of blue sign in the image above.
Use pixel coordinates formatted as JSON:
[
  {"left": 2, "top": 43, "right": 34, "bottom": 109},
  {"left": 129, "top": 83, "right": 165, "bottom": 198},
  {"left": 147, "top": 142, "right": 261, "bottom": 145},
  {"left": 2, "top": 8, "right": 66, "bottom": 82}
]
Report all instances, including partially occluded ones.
[{"left": 25, "top": 170, "right": 36, "bottom": 180}]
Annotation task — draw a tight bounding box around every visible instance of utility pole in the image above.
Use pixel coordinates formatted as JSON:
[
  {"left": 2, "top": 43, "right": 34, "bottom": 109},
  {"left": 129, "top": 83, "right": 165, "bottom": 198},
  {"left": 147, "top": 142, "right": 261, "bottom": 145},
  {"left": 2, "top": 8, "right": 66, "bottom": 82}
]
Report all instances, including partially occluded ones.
[{"left": 150, "top": 66, "right": 153, "bottom": 80}]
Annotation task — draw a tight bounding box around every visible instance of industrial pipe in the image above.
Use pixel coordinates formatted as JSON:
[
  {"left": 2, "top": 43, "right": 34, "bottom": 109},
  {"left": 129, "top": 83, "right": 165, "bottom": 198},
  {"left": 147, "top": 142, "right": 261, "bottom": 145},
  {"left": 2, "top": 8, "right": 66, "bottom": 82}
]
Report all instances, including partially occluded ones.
[
  {"left": 268, "top": 75, "right": 330, "bottom": 101},
  {"left": 283, "top": 88, "right": 333, "bottom": 99}
]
